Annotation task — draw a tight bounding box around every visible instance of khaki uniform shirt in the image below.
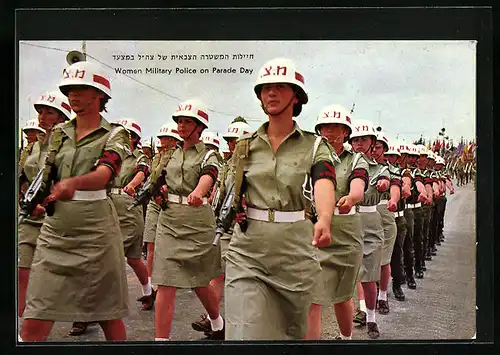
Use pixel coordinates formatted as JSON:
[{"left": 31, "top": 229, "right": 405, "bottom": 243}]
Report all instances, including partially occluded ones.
[
  {"left": 112, "top": 146, "right": 148, "bottom": 188},
  {"left": 242, "top": 121, "right": 333, "bottom": 211},
  {"left": 334, "top": 148, "right": 370, "bottom": 201},
  {"left": 361, "top": 158, "right": 390, "bottom": 206},
  {"left": 53, "top": 116, "right": 130, "bottom": 182},
  {"left": 164, "top": 142, "right": 220, "bottom": 196}
]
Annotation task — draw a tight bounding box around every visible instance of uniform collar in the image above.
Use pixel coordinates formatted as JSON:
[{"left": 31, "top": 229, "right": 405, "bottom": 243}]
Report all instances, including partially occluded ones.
[
  {"left": 60, "top": 115, "right": 112, "bottom": 140},
  {"left": 256, "top": 120, "right": 304, "bottom": 148}
]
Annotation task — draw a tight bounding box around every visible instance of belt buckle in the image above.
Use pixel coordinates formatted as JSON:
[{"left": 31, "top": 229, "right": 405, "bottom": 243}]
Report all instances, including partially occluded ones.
[{"left": 268, "top": 209, "right": 275, "bottom": 222}]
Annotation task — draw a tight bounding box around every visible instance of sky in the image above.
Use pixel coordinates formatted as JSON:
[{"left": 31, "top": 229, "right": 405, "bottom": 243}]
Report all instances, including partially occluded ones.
[{"left": 18, "top": 40, "right": 476, "bottom": 152}]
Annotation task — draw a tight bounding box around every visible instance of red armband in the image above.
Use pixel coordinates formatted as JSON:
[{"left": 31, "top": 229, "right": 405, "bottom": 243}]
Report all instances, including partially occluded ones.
[
  {"left": 97, "top": 150, "right": 122, "bottom": 178},
  {"left": 201, "top": 164, "right": 218, "bottom": 182},
  {"left": 311, "top": 160, "right": 337, "bottom": 187},
  {"left": 390, "top": 178, "right": 402, "bottom": 187},
  {"left": 133, "top": 164, "right": 149, "bottom": 178},
  {"left": 349, "top": 168, "right": 369, "bottom": 191},
  {"left": 423, "top": 177, "right": 433, "bottom": 185}
]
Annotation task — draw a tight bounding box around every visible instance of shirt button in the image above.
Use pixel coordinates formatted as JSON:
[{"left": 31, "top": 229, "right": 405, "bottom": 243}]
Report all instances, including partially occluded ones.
[{"left": 271, "top": 197, "right": 276, "bottom": 201}]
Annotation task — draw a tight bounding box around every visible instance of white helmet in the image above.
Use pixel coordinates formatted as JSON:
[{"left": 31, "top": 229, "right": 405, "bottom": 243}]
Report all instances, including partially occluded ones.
[
  {"left": 415, "top": 144, "right": 429, "bottom": 156},
  {"left": 59, "top": 61, "right": 111, "bottom": 98},
  {"left": 314, "top": 104, "right": 353, "bottom": 137},
  {"left": 397, "top": 138, "right": 411, "bottom": 155},
  {"left": 409, "top": 144, "right": 420, "bottom": 156},
  {"left": 254, "top": 57, "right": 308, "bottom": 104},
  {"left": 157, "top": 122, "right": 183, "bottom": 141},
  {"left": 428, "top": 151, "right": 436, "bottom": 160},
  {"left": 172, "top": 98, "right": 209, "bottom": 128},
  {"left": 22, "top": 119, "right": 46, "bottom": 134},
  {"left": 34, "top": 91, "right": 72, "bottom": 120},
  {"left": 223, "top": 121, "right": 251, "bottom": 140},
  {"left": 376, "top": 131, "right": 390, "bottom": 151},
  {"left": 142, "top": 138, "right": 152, "bottom": 148},
  {"left": 115, "top": 118, "right": 142, "bottom": 138},
  {"left": 435, "top": 156, "right": 445, "bottom": 165},
  {"left": 385, "top": 137, "right": 401, "bottom": 156},
  {"left": 201, "top": 131, "right": 220, "bottom": 150},
  {"left": 349, "top": 119, "right": 377, "bottom": 142}
]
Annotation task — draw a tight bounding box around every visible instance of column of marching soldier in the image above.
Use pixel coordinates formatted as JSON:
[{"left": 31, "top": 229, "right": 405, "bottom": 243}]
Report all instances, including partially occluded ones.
[{"left": 17, "top": 55, "right": 461, "bottom": 342}]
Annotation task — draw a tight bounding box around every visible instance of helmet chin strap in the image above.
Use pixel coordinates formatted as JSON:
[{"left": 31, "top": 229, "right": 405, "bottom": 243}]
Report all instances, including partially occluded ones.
[
  {"left": 72, "top": 94, "right": 98, "bottom": 115},
  {"left": 261, "top": 93, "right": 296, "bottom": 117}
]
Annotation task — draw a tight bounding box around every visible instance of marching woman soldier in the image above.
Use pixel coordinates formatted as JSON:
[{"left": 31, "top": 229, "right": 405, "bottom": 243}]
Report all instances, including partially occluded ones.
[
  {"left": 422, "top": 150, "right": 437, "bottom": 263},
  {"left": 371, "top": 132, "right": 400, "bottom": 315},
  {"left": 20, "top": 60, "right": 129, "bottom": 341},
  {"left": 386, "top": 139, "right": 412, "bottom": 302},
  {"left": 110, "top": 119, "right": 153, "bottom": 308},
  {"left": 151, "top": 99, "right": 224, "bottom": 341},
  {"left": 19, "top": 120, "right": 46, "bottom": 169},
  {"left": 349, "top": 119, "right": 389, "bottom": 339},
  {"left": 224, "top": 58, "right": 336, "bottom": 340},
  {"left": 142, "top": 123, "right": 182, "bottom": 298},
  {"left": 306, "top": 104, "right": 369, "bottom": 340},
  {"left": 18, "top": 91, "right": 72, "bottom": 320},
  {"left": 67, "top": 118, "right": 151, "bottom": 336},
  {"left": 22, "top": 119, "right": 46, "bottom": 145},
  {"left": 401, "top": 144, "right": 427, "bottom": 289},
  {"left": 191, "top": 118, "right": 251, "bottom": 338},
  {"left": 412, "top": 146, "right": 433, "bottom": 278}
]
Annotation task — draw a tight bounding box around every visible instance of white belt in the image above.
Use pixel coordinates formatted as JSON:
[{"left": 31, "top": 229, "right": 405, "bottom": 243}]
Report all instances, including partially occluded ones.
[
  {"left": 357, "top": 205, "right": 377, "bottom": 213},
  {"left": 109, "top": 188, "right": 127, "bottom": 195},
  {"left": 72, "top": 189, "right": 107, "bottom": 201},
  {"left": 334, "top": 206, "right": 357, "bottom": 216},
  {"left": 246, "top": 207, "right": 305, "bottom": 223},
  {"left": 406, "top": 202, "right": 422, "bottom": 209},
  {"left": 378, "top": 199, "right": 388, "bottom": 205},
  {"left": 394, "top": 211, "right": 404, "bottom": 218},
  {"left": 167, "top": 193, "right": 208, "bottom": 205}
]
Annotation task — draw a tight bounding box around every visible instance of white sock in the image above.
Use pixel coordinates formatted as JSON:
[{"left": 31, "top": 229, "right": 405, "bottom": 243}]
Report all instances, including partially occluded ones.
[
  {"left": 142, "top": 281, "right": 152, "bottom": 296},
  {"left": 155, "top": 337, "right": 170, "bottom": 341},
  {"left": 378, "top": 290, "right": 387, "bottom": 301},
  {"left": 359, "top": 299, "right": 367, "bottom": 313},
  {"left": 340, "top": 333, "right": 352, "bottom": 340},
  {"left": 366, "top": 309, "right": 376, "bottom": 323},
  {"left": 18, "top": 334, "right": 23, "bottom": 342},
  {"left": 209, "top": 315, "right": 224, "bottom": 331}
]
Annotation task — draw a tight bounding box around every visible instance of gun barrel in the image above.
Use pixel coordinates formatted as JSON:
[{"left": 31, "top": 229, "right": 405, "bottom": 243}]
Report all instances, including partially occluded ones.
[{"left": 212, "top": 231, "right": 223, "bottom": 247}]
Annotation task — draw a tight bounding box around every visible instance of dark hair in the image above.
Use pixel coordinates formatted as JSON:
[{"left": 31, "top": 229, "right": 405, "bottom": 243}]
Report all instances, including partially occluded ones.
[
  {"left": 100, "top": 96, "right": 109, "bottom": 113},
  {"left": 292, "top": 103, "right": 302, "bottom": 117}
]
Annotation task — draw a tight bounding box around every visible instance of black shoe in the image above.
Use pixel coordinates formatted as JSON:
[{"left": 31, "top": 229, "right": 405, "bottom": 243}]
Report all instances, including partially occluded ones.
[
  {"left": 407, "top": 276, "right": 417, "bottom": 289},
  {"left": 353, "top": 309, "right": 367, "bottom": 326},
  {"left": 392, "top": 285, "right": 405, "bottom": 301},
  {"left": 415, "top": 271, "right": 424, "bottom": 279},
  {"left": 425, "top": 252, "right": 432, "bottom": 261},
  {"left": 421, "top": 264, "right": 427, "bottom": 272},
  {"left": 401, "top": 278, "right": 406, "bottom": 285},
  {"left": 431, "top": 249, "right": 437, "bottom": 256},
  {"left": 436, "top": 240, "right": 441, "bottom": 246}
]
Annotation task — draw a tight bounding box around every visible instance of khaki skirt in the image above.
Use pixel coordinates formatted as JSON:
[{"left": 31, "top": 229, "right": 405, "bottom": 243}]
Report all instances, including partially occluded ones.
[
  {"left": 152, "top": 202, "right": 221, "bottom": 288},
  {"left": 110, "top": 193, "right": 145, "bottom": 259},
  {"left": 219, "top": 232, "right": 231, "bottom": 274},
  {"left": 23, "top": 198, "right": 128, "bottom": 322},
  {"left": 357, "top": 210, "right": 384, "bottom": 282},
  {"left": 225, "top": 218, "right": 321, "bottom": 340},
  {"left": 18, "top": 219, "right": 43, "bottom": 268},
  {"left": 312, "top": 213, "right": 363, "bottom": 305},
  {"left": 143, "top": 200, "right": 161, "bottom": 243},
  {"left": 377, "top": 203, "right": 397, "bottom": 266}
]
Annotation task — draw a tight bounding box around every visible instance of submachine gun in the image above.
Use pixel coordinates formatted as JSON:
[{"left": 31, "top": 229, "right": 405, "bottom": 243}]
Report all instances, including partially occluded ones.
[
  {"left": 212, "top": 181, "right": 247, "bottom": 246},
  {"left": 18, "top": 167, "right": 55, "bottom": 225}
]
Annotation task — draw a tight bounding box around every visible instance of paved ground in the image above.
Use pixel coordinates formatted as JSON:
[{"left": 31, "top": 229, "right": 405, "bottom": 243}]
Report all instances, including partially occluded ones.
[{"left": 29, "top": 181, "right": 475, "bottom": 342}]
